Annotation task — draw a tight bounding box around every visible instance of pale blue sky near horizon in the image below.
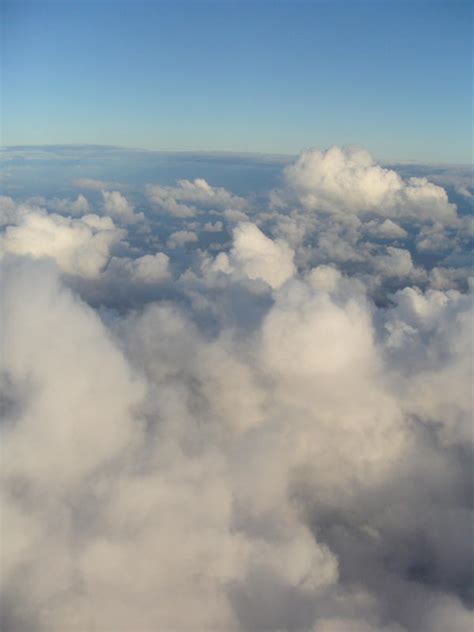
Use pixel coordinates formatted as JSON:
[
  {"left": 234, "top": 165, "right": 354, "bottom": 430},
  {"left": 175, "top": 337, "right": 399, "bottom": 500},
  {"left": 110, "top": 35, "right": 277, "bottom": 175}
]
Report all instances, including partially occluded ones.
[{"left": 2, "top": 0, "right": 472, "bottom": 163}]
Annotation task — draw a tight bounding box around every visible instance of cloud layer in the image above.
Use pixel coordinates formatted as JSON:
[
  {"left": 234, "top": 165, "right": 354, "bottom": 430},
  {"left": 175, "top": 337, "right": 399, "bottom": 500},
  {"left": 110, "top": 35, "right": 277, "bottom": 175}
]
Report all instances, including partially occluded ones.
[{"left": 1, "top": 146, "right": 472, "bottom": 631}]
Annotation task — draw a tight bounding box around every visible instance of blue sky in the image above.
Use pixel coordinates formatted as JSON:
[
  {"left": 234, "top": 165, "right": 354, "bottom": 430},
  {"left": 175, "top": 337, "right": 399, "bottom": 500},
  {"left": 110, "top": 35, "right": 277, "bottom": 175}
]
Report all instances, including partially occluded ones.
[{"left": 2, "top": 0, "right": 472, "bottom": 162}]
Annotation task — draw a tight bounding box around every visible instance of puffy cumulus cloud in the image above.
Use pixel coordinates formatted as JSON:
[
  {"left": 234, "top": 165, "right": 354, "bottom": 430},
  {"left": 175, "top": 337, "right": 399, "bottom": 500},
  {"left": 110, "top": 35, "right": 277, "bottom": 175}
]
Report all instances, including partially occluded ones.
[
  {"left": 1, "top": 260, "right": 145, "bottom": 488},
  {"left": 207, "top": 222, "right": 296, "bottom": 289},
  {"left": 0, "top": 261, "right": 146, "bottom": 630},
  {"left": 123, "top": 252, "right": 171, "bottom": 283},
  {"left": 101, "top": 190, "right": 144, "bottom": 224},
  {"left": 1, "top": 211, "right": 124, "bottom": 277},
  {"left": 44, "top": 193, "right": 91, "bottom": 216},
  {"left": 282, "top": 146, "right": 457, "bottom": 222},
  {"left": 223, "top": 207, "right": 250, "bottom": 222},
  {"left": 366, "top": 218, "right": 408, "bottom": 240},
  {"left": 0, "top": 196, "right": 26, "bottom": 226},
  {"left": 374, "top": 246, "right": 415, "bottom": 278},
  {"left": 416, "top": 221, "right": 456, "bottom": 253},
  {"left": 0, "top": 262, "right": 340, "bottom": 631},
  {"left": 13, "top": 194, "right": 92, "bottom": 217},
  {"left": 109, "top": 252, "right": 171, "bottom": 283},
  {"left": 0, "top": 195, "right": 48, "bottom": 226},
  {"left": 384, "top": 286, "right": 473, "bottom": 447},
  {"left": 261, "top": 274, "right": 374, "bottom": 378},
  {"left": 167, "top": 229, "right": 199, "bottom": 248},
  {"left": 146, "top": 178, "right": 247, "bottom": 218},
  {"left": 1, "top": 148, "right": 473, "bottom": 631},
  {"left": 429, "top": 266, "right": 472, "bottom": 292},
  {"left": 256, "top": 271, "right": 409, "bottom": 505}
]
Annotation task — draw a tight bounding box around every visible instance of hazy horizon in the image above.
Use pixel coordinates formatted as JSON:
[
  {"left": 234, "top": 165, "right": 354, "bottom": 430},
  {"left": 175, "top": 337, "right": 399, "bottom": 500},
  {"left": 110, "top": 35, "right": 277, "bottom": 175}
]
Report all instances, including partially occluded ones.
[{"left": 2, "top": 141, "right": 473, "bottom": 166}]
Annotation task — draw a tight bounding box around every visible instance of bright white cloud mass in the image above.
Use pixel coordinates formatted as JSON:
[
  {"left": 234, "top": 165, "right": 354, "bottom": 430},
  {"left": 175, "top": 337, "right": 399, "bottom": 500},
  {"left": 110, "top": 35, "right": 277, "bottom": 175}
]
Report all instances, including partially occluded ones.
[{"left": 0, "top": 145, "right": 473, "bottom": 631}]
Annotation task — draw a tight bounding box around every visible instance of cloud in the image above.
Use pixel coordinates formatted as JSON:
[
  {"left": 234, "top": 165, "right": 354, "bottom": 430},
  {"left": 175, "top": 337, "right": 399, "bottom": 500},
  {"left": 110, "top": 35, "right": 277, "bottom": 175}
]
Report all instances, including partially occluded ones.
[
  {"left": 1, "top": 211, "right": 124, "bottom": 277},
  {"left": 0, "top": 196, "right": 46, "bottom": 226},
  {"left": 110, "top": 252, "right": 171, "bottom": 283},
  {"left": 101, "top": 190, "right": 144, "bottom": 224},
  {"left": 281, "top": 146, "right": 457, "bottom": 222},
  {"left": 24, "top": 194, "right": 92, "bottom": 217},
  {"left": 1, "top": 146, "right": 472, "bottom": 632},
  {"left": 0, "top": 196, "right": 25, "bottom": 226},
  {"left": 366, "top": 219, "right": 408, "bottom": 240},
  {"left": 223, "top": 207, "right": 250, "bottom": 222},
  {"left": 146, "top": 178, "right": 247, "bottom": 217},
  {"left": 384, "top": 286, "right": 473, "bottom": 446},
  {"left": 167, "top": 229, "right": 198, "bottom": 248},
  {"left": 374, "top": 246, "right": 414, "bottom": 278},
  {"left": 49, "top": 194, "right": 90, "bottom": 216},
  {"left": 73, "top": 177, "right": 122, "bottom": 191},
  {"left": 207, "top": 222, "right": 296, "bottom": 289}
]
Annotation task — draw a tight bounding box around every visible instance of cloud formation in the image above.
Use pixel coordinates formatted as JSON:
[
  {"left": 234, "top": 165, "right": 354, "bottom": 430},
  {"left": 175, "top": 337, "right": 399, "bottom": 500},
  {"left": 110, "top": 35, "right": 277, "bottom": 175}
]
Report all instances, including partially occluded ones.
[
  {"left": 1, "top": 211, "right": 124, "bottom": 277},
  {"left": 207, "top": 222, "right": 296, "bottom": 289},
  {"left": 146, "top": 178, "right": 247, "bottom": 218},
  {"left": 101, "top": 190, "right": 144, "bottom": 224},
  {"left": 281, "top": 146, "right": 457, "bottom": 222},
  {"left": 0, "top": 146, "right": 472, "bottom": 631}
]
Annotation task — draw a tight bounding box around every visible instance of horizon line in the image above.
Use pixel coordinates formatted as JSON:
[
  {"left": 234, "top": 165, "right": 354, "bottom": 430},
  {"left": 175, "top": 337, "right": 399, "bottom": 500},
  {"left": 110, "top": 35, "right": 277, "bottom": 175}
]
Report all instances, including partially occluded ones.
[{"left": 1, "top": 143, "right": 472, "bottom": 168}]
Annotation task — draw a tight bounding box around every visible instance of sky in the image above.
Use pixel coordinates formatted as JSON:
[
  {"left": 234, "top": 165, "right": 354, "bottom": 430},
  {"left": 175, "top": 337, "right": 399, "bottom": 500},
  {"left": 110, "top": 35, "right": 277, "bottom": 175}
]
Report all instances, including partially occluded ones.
[
  {"left": 2, "top": 0, "right": 472, "bottom": 163},
  {"left": 1, "top": 3, "right": 473, "bottom": 628}
]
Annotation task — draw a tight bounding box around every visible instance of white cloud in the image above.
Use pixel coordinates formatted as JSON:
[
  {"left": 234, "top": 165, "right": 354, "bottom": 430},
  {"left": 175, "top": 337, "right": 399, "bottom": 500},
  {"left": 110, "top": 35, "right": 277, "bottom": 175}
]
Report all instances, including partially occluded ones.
[
  {"left": 146, "top": 178, "right": 246, "bottom": 217},
  {"left": 374, "top": 246, "right": 414, "bottom": 277},
  {"left": 282, "top": 146, "right": 457, "bottom": 222},
  {"left": 0, "top": 196, "right": 45, "bottom": 226},
  {"left": 1, "top": 260, "right": 145, "bottom": 488},
  {"left": 1, "top": 211, "right": 124, "bottom": 277},
  {"left": 101, "top": 190, "right": 144, "bottom": 224},
  {"left": 384, "top": 286, "right": 473, "bottom": 446},
  {"left": 223, "top": 207, "right": 250, "bottom": 222},
  {"left": 167, "top": 229, "right": 198, "bottom": 248},
  {"left": 47, "top": 193, "right": 91, "bottom": 216},
  {"left": 208, "top": 222, "right": 296, "bottom": 289},
  {"left": 125, "top": 252, "right": 170, "bottom": 283},
  {"left": 416, "top": 222, "right": 453, "bottom": 253},
  {"left": 0, "top": 196, "right": 23, "bottom": 226}
]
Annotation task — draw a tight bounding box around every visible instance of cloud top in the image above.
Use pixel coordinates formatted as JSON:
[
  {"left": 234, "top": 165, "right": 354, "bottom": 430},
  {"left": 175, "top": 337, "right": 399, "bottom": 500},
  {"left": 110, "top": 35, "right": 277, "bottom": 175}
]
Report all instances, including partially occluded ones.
[{"left": 283, "top": 146, "right": 457, "bottom": 221}]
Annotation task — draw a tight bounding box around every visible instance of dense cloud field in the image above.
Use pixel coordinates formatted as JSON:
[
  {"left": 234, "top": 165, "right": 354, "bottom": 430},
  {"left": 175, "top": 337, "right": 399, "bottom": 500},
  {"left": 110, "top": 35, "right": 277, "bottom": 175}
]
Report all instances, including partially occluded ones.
[{"left": 1, "top": 145, "right": 473, "bottom": 631}]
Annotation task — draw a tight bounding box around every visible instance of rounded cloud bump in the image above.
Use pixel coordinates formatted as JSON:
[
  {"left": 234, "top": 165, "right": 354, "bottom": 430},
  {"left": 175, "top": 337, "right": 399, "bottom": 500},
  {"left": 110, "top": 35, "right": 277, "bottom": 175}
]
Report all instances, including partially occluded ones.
[{"left": 282, "top": 146, "right": 457, "bottom": 221}]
